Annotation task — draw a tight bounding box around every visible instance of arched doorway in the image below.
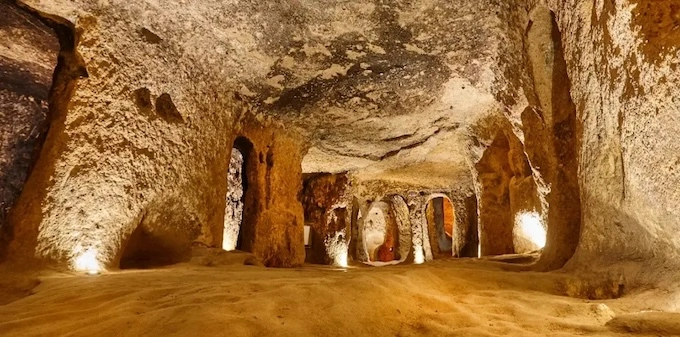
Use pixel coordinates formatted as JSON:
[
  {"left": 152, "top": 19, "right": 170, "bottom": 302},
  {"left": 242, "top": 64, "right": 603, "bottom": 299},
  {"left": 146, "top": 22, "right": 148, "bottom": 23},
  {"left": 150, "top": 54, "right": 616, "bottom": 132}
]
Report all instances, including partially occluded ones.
[
  {"left": 425, "top": 195, "right": 455, "bottom": 257},
  {"left": 361, "top": 196, "right": 412, "bottom": 265},
  {"left": 363, "top": 201, "right": 400, "bottom": 263},
  {"left": 223, "top": 136, "right": 255, "bottom": 252}
]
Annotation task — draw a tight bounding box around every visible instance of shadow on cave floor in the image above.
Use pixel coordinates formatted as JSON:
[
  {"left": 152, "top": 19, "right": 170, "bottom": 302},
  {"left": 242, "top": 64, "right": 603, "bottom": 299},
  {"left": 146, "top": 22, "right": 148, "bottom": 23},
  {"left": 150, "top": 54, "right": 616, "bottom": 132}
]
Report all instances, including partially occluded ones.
[
  {"left": 481, "top": 252, "right": 541, "bottom": 265},
  {"left": 0, "top": 266, "right": 41, "bottom": 306}
]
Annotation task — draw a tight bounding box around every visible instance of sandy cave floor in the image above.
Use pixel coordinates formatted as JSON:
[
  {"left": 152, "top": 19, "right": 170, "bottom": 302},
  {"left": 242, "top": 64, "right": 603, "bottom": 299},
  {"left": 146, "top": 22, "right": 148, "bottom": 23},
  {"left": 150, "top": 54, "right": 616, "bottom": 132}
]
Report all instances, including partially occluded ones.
[{"left": 0, "top": 254, "right": 676, "bottom": 337}]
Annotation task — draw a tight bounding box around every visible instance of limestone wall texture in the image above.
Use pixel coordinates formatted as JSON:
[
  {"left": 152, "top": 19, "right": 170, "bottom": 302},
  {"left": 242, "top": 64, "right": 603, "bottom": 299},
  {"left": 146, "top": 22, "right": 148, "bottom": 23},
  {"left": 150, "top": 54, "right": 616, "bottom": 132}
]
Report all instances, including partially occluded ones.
[
  {"left": 0, "top": 0, "right": 506, "bottom": 270},
  {"left": 545, "top": 0, "right": 680, "bottom": 274},
  {"left": 389, "top": 195, "right": 412, "bottom": 262},
  {"left": 233, "top": 117, "right": 306, "bottom": 267},
  {"left": 0, "top": 1, "right": 59, "bottom": 259},
  {"left": 301, "top": 172, "right": 351, "bottom": 264},
  {"left": 476, "top": 131, "right": 514, "bottom": 256},
  {"left": 1, "top": 0, "right": 309, "bottom": 268}
]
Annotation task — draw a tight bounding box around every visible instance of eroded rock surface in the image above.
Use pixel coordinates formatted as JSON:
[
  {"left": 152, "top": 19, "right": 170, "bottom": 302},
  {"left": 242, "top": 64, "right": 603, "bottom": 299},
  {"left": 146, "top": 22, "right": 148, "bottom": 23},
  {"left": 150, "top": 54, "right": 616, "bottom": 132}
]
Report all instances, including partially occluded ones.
[
  {"left": 0, "top": 1, "right": 59, "bottom": 257},
  {"left": 546, "top": 0, "right": 680, "bottom": 276},
  {"left": 301, "top": 172, "right": 351, "bottom": 264}
]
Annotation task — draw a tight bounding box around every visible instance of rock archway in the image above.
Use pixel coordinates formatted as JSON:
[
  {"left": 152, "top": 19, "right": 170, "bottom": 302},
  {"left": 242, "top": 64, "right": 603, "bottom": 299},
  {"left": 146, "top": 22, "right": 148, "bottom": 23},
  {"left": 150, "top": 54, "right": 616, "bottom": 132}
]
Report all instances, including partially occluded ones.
[
  {"left": 476, "top": 128, "right": 544, "bottom": 257},
  {"left": 476, "top": 131, "right": 514, "bottom": 256},
  {"left": 222, "top": 136, "right": 256, "bottom": 252},
  {"left": 360, "top": 195, "right": 412, "bottom": 265},
  {"left": 425, "top": 195, "right": 455, "bottom": 258},
  {"left": 300, "top": 172, "right": 351, "bottom": 266},
  {"left": 363, "top": 201, "right": 397, "bottom": 263},
  {"left": 232, "top": 136, "right": 257, "bottom": 252}
]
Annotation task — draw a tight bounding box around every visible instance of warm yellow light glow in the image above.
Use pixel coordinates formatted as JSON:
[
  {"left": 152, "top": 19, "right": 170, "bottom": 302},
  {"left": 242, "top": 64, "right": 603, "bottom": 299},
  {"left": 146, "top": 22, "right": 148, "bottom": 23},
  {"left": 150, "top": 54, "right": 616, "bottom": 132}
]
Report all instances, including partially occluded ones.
[
  {"left": 516, "top": 211, "right": 546, "bottom": 249},
  {"left": 222, "top": 231, "right": 237, "bottom": 251},
  {"left": 326, "top": 229, "right": 349, "bottom": 268},
  {"left": 73, "top": 247, "right": 102, "bottom": 275},
  {"left": 413, "top": 245, "right": 425, "bottom": 264},
  {"left": 334, "top": 250, "right": 348, "bottom": 268}
]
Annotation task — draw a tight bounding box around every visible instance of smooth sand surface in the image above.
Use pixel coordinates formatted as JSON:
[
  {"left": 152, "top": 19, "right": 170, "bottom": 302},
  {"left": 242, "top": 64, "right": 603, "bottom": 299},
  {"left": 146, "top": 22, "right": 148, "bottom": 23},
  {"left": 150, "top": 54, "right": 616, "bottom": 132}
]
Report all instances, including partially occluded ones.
[{"left": 0, "top": 255, "right": 667, "bottom": 336}]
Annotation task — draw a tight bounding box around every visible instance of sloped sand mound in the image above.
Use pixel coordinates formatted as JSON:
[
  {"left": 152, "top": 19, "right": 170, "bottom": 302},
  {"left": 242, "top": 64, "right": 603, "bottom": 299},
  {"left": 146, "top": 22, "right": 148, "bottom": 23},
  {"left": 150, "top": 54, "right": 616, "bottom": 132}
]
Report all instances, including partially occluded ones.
[{"left": 0, "top": 258, "right": 670, "bottom": 336}]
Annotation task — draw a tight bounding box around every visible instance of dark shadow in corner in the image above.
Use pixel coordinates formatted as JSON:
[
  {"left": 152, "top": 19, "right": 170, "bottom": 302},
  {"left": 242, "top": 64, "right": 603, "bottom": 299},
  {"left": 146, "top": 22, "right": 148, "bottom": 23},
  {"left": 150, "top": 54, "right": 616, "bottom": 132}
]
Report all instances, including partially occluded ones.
[{"left": 119, "top": 223, "right": 190, "bottom": 269}]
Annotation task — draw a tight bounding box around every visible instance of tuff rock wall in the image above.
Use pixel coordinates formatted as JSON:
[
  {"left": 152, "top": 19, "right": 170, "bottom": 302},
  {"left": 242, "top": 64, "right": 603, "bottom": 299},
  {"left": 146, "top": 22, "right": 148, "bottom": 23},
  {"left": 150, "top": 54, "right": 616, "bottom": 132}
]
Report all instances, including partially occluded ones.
[
  {"left": 545, "top": 0, "right": 680, "bottom": 277},
  {"left": 0, "top": 1, "right": 59, "bottom": 259},
  {"left": 233, "top": 117, "right": 306, "bottom": 267},
  {"left": 301, "top": 172, "right": 351, "bottom": 265},
  {"left": 1, "top": 0, "right": 307, "bottom": 268}
]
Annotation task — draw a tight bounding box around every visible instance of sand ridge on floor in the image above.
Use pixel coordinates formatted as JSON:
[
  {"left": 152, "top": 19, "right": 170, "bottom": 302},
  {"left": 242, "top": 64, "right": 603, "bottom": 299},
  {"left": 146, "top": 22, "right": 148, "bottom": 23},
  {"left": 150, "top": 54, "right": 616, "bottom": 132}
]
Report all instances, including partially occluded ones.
[{"left": 0, "top": 258, "right": 670, "bottom": 337}]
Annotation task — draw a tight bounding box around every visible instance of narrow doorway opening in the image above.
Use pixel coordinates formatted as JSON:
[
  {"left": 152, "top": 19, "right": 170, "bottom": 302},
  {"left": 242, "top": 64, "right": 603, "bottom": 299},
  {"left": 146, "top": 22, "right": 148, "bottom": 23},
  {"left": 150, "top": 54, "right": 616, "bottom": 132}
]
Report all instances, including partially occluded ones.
[
  {"left": 223, "top": 136, "right": 255, "bottom": 252},
  {"left": 425, "top": 196, "right": 455, "bottom": 257}
]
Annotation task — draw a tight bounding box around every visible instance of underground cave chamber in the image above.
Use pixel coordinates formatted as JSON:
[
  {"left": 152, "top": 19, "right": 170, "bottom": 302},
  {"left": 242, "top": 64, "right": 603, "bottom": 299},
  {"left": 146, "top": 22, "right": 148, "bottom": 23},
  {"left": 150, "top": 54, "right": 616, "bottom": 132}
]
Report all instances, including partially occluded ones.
[
  {"left": 0, "top": 2, "right": 673, "bottom": 294},
  {"left": 0, "top": 0, "right": 576, "bottom": 274},
  {"left": 5, "top": 0, "right": 680, "bottom": 334}
]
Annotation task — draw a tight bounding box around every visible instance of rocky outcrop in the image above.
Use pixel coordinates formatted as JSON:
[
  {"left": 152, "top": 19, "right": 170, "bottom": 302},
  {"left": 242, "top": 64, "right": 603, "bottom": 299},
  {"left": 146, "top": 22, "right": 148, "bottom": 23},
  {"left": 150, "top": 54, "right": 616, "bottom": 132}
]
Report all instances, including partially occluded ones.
[
  {"left": 545, "top": 0, "right": 680, "bottom": 277},
  {"left": 0, "top": 1, "right": 59, "bottom": 259},
  {"left": 301, "top": 172, "right": 351, "bottom": 264}
]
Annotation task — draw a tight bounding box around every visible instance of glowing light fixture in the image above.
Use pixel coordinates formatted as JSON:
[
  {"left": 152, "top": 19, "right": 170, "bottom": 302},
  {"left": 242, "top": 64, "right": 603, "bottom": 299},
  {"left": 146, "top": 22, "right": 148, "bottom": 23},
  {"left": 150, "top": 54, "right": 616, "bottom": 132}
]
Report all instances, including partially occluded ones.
[
  {"left": 73, "top": 246, "right": 102, "bottom": 275},
  {"left": 222, "top": 231, "right": 237, "bottom": 251},
  {"left": 516, "top": 211, "right": 546, "bottom": 249},
  {"left": 413, "top": 245, "right": 425, "bottom": 264},
  {"left": 325, "top": 229, "right": 348, "bottom": 268},
  {"left": 334, "top": 250, "right": 348, "bottom": 268}
]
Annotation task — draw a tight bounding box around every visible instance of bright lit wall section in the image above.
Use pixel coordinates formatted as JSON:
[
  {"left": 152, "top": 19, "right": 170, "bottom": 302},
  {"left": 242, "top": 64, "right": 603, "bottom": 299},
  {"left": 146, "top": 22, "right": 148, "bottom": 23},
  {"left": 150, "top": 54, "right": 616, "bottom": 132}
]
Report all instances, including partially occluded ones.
[
  {"left": 223, "top": 148, "right": 244, "bottom": 251},
  {"left": 513, "top": 211, "right": 546, "bottom": 253}
]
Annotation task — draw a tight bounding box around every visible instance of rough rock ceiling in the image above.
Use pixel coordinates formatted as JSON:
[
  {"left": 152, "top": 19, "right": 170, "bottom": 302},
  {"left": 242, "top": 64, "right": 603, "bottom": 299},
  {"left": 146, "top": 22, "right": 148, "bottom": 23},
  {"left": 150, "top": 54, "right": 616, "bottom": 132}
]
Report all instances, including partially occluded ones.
[
  {"left": 244, "top": 0, "right": 506, "bottom": 186},
  {"left": 29, "top": 0, "right": 513, "bottom": 188}
]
